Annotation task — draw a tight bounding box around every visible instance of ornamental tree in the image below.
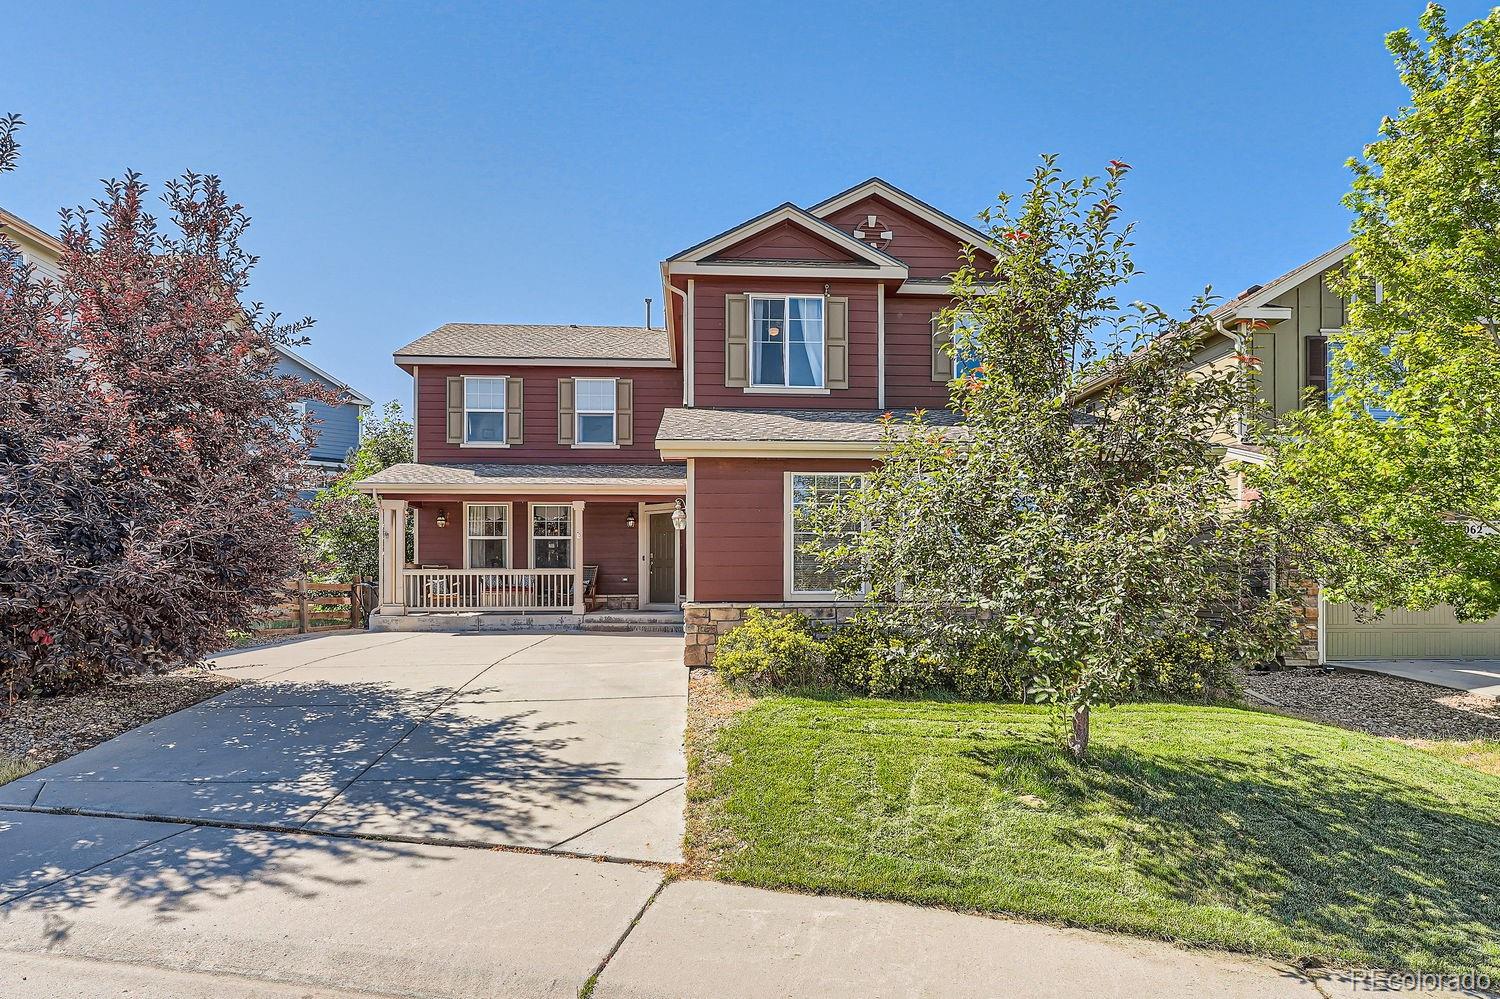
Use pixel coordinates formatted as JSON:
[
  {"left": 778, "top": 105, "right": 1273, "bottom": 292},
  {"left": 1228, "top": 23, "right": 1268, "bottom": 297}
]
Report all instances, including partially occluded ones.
[
  {"left": 1254, "top": 4, "right": 1500, "bottom": 620},
  {"left": 0, "top": 163, "right": 336, "bottom": 696},
  {"left": 807, "top": 158, "right": 1294, "bottom": 757},
  {"left": 309, "top": 400, "right": 414, "bottom": 580}
]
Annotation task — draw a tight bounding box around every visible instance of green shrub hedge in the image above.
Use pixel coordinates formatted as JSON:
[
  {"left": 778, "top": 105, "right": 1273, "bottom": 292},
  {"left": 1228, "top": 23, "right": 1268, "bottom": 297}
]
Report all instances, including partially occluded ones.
[{"left": 714, "top": 608, "right": 1232, "bottom": 702}]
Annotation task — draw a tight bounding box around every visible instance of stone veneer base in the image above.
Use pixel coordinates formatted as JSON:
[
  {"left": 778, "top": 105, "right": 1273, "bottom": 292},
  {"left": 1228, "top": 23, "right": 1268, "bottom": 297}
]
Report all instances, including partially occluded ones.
[{"left": 683, "top": 601, "right": 863, "bottom": 667}]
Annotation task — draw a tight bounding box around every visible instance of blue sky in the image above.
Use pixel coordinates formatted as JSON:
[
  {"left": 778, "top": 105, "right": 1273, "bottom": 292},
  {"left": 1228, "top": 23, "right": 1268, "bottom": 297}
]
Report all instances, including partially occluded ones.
[{"left": 4, "top": 1, "right": 1483, "bottom": 408}]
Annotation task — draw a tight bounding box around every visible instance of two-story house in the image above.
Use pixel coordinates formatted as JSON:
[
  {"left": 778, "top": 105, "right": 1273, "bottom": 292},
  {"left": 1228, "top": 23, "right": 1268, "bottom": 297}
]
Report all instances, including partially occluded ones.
[
  {"left": 357, "top": 179, "right": 985, "bottom": 659},
  {"left": 1092, "top": 242, "right": 1500, "bottom": 663}
]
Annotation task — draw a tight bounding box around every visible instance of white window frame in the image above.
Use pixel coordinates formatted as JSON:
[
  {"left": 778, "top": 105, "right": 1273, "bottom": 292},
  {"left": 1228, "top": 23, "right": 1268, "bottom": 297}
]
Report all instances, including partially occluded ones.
[
  {"left": 573, "top": 376, "right": 619, "bottom": 448},
  {"left": 783, "top": 471, "right": 866, "bottom": 600},
  {"left": 462, "top": 375, "right": 508, "bottom": 448},
  {"left": 462, "top": 501, "right": 511, "bottom": 569},
  {"left": 749, "top": 294, "right": 828, "bottom": 392},
  {"left": 289, "top": 400, "right": 308, "bottom": 441},
  {"left": 529, "top": 503, "right": 575, "bottom": 570}
]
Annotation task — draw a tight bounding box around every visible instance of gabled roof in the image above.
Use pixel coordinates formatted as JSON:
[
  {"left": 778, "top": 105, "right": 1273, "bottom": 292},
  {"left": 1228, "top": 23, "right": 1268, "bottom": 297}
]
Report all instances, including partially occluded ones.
[
  {"left": 808, "top": 178, "right": 992, "bottom": 253},
  {"left": 1211, "top": 241, "right": 1352, "bottom": 320},
  {"left": 395, "top": 323, "right": 675, "bottom": 367},
  {"left": 665, "top": 202, "right": 908, "bottom": 278},
  {"left": 276, "top": 344, "right": 373, "bottom": 406},
  {"left": 0, "top": 205, "right": 64, "bottom": 258}
]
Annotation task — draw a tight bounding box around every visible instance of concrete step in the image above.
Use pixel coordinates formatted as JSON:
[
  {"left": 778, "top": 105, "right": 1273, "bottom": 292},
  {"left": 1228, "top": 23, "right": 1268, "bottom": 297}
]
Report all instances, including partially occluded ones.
[{"left": 579, "top": 622, "right": 684, "bottom": 636}]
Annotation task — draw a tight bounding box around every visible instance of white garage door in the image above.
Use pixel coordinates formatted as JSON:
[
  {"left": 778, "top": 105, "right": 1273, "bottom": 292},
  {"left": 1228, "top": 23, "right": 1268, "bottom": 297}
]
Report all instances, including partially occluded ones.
[{"left": 1327, "top": 602, "right": 1500, "bottom": 660}]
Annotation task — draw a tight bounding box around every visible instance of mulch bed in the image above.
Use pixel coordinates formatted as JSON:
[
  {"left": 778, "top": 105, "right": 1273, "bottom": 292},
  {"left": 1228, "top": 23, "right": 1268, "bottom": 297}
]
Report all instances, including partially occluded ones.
[
  {"left": 1242, "top": 666, "right": 1500, "bottom": 741},
  {"left": 0, "top": 668, "right": 241, "bottom": 774}
]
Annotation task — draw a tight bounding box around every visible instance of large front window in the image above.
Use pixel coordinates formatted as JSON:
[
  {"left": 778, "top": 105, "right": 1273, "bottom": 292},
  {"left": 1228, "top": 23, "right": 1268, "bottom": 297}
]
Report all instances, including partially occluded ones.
[
  {"left": 575, "top": 377, "right": 617, "bottom": 444},
  {"left": 788, "top": 472, "right": 862, "bottom": 595},
  {"left": 752, "top": 296, "right": 824, "bottom": 388},
  {"left": 532, "top": 504, "right": 573, "bottom": 569},
  {"left": 466, "top": 504, "right": 509, "bottom": 569},
  {"left": 464, "top": 377, "right": 506, "bottom": 444}
]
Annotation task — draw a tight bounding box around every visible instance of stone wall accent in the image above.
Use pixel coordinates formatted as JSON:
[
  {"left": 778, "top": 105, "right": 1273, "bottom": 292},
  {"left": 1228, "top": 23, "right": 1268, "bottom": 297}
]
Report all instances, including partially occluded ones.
[
  {"left": 683, "top": 601, "right": 862, "bottom": 667},
  {"left": 598, "top": 594, "right": 640, "bottom": 611},
  {"left": 1282, "top": 576, "right": 1321, "bottom": 668}
]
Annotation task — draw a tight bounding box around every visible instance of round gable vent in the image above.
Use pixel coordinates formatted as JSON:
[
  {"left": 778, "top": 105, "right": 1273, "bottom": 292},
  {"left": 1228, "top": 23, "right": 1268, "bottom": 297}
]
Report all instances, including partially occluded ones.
[{"left": 852, "top": 213, "right": 895, "bottom": 251}]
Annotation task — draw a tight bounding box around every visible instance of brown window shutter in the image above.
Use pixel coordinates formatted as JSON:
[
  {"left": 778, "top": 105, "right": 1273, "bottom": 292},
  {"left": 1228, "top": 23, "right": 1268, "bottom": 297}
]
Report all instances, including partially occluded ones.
[
  {"left": 1305, "top": 336, "right": 1329, "bottom": 405},
  {"left": 446, "top": 376, "right": 464, "bottom": 443},
  {"left": 825, "top": 296, "right": 850, "bottom": 390},
  {"left": 616, "top": 378, "right": 634, "bottom": 445},
  {"left": 931, "top": 313, "right": 953, "bottom": 382},
  {"left": 557, "top": 377, "right": 576, "bottom": 445},
  {"left": 505, "top": 377, "right": 524, "bottom": 444},
  {"left": 724, "top": 293, "right": 749, "bottom": 387}
]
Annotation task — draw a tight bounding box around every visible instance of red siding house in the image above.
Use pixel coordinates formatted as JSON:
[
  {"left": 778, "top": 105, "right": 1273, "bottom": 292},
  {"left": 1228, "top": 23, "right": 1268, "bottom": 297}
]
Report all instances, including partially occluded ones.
[{"left": 358, "top": 179, "right": 985, "bottom": 663}]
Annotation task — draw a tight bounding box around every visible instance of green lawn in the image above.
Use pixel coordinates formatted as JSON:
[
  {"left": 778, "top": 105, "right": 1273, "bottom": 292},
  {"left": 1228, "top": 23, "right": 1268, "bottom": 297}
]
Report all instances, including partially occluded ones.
[{"left": 689, "top": 691, "right": 1500, "bottom": 974}]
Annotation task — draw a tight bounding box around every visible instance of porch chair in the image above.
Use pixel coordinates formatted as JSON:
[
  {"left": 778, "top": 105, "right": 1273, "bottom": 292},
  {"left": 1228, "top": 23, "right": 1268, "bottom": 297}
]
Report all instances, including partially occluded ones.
[{"left": 582, "top": 565, "right": 604, "bottom": 612}]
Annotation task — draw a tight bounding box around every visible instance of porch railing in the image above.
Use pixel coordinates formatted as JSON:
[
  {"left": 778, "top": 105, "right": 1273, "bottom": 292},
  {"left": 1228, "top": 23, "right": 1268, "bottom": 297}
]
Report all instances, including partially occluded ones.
[{"left": 403, "top": 568, "right": 576, "bottom": 612}]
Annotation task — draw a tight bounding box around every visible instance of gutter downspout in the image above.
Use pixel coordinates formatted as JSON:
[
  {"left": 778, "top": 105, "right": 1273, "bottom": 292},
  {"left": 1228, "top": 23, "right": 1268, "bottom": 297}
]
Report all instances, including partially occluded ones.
[{"left": 668, "top": 280, "right": 693, "bottom": 407}]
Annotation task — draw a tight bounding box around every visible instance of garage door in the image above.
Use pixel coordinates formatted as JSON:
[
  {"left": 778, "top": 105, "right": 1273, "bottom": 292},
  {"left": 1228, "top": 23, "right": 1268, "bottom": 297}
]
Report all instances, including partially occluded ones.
[{"left": 1327, "top": 602, "right": 1500, "bottom": 659}]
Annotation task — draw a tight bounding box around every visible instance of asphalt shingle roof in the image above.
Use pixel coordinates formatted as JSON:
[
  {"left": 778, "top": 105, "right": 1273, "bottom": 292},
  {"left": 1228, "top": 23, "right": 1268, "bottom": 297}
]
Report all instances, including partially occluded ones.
[
  {"left": 655, "top": 407, "right": 964, "bottom": 444},
  {"left": 394, "top": 324, "right": 673, "bottom": 363},
  {"left": 358, "top": 462, "right": 686, "bottom": 487}
]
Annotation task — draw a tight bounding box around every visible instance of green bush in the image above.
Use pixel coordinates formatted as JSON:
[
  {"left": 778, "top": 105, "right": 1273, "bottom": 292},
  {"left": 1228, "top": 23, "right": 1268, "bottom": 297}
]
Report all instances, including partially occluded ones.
[
  {"left": 715, "top": 609, "right": 824, "bottom": 689},
  {"left": 1126, "top": 636, "right": 1239, "bottom": 700}
]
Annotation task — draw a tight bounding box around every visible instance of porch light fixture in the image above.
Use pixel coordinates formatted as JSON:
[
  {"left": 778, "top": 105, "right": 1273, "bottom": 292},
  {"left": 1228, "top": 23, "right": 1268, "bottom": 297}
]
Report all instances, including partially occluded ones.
[
  {"left": 625, "top": 511, "right": 636, "bottom": 529},
  {"left": 435, "top": 510, "right": 448, "bottom": 529},
  {"left": 670, "top": 498, "right": 686, "bottom": 532}
]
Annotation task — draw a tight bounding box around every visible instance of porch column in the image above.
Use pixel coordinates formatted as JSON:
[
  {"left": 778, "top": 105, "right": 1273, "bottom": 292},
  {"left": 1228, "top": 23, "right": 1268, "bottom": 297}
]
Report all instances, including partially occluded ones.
[
  {"left": 572, "top": 500, "right": 586, "bottom": 615},
  {"left": 377, "top": 497, "right": 409, "bottom": 616}
]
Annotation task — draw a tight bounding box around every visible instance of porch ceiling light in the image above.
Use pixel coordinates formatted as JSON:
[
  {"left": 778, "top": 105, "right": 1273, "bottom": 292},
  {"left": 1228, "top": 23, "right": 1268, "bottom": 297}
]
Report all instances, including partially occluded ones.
[{"left": 671, "top": 498, "right": 686, "bottom": 532}]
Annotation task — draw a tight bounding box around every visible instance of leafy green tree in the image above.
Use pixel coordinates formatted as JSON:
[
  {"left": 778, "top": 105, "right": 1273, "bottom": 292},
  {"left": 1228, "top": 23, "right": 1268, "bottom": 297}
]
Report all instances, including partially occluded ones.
[
  {"left": 1255, "top": 4, "right": 1500, "bottom": 620},
  {"left": 806, "top": 159, "right": 1294, "bottom": 757},
  {"left": 309, "top": 401, "right": 413, "bottom": 580}
]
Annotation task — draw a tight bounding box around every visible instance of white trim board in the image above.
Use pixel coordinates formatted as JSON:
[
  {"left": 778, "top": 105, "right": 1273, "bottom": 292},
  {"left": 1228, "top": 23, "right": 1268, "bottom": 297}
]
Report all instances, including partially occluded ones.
[{"left": 808, "top": 178, "right": 991, "bottom": 255}]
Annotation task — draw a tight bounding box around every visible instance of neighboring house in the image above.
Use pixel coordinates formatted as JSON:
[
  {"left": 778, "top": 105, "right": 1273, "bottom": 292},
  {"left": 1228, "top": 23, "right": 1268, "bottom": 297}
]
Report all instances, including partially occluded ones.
[
  {"left": 357, "top": 178, "right": 988, "bottom": 659},
  {"left": 1084, "top": 242, "right": 1500, "bottom": 662},
  {"left": 0, "top": 205, "right": 371, "bottom": 501}
]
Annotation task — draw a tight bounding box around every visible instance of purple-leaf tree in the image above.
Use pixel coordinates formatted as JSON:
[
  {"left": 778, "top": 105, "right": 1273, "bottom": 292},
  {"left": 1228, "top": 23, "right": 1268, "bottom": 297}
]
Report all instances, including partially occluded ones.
[{"left": 0, "top": 167, "right": 338, "bottom": 696}]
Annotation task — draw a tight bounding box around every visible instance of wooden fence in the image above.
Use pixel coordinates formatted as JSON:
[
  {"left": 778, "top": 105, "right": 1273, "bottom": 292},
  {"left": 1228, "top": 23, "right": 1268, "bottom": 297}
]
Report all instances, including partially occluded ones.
[{"left": 249, "top": 576, "right": 377, "bottom": 636}]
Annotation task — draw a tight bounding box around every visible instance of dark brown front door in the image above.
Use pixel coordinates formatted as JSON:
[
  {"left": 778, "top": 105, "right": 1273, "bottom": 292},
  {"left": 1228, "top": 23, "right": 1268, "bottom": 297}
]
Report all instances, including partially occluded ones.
[{"left": 649, "top": 512, "right": 676, "bottom": 605}]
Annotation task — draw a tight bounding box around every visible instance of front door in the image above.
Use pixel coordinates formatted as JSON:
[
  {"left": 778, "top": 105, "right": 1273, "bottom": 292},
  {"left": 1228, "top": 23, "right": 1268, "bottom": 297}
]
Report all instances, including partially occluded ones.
[{"left": 648, "top": 512, "right": 676, "bottom": 605}]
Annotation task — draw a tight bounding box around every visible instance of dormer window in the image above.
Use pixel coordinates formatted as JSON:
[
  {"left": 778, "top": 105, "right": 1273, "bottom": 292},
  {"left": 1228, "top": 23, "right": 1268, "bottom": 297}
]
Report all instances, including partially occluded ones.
[{"left": 751, "top": 295, "right": 825, "bottom": 389}]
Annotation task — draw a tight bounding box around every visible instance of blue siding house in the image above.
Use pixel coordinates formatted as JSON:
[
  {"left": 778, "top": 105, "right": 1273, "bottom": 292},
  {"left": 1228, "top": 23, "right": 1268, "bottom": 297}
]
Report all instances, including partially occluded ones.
[{"left": 276, "top": 346, "right": 372, "bottom": 513}]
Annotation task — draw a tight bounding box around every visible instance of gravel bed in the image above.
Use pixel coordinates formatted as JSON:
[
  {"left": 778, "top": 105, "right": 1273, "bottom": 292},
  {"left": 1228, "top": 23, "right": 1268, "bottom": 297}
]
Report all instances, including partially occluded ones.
[
  {"left": 0, "top": 668, "right": 240, "bottom": 773},
  {"left": 1242, "top": 666, "right": 1500, "bottom": 741}
]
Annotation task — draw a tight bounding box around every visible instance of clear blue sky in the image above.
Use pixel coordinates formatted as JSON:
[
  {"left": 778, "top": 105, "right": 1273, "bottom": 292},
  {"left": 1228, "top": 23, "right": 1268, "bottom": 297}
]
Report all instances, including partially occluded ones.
[{"left": 4, "top": 1, "right": 1484, "bottom": 408}]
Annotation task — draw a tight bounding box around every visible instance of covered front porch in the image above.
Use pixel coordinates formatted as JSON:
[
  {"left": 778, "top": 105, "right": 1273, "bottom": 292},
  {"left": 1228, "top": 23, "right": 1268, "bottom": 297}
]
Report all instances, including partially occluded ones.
[{"left": 359, "top": 463, "right": 688, "bottom": 620}]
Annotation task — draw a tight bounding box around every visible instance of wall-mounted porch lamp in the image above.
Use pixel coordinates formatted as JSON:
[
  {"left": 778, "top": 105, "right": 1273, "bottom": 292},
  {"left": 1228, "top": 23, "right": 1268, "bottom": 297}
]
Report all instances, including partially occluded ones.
[
  {"left": 671, "top": 498, "right": 686, "bottom": 532},
  {"left": 625, "top": 511, "right": 637, "bottom": 529},
  {"left": 435, "top": 509, "right": 448, "bottom": 529}
]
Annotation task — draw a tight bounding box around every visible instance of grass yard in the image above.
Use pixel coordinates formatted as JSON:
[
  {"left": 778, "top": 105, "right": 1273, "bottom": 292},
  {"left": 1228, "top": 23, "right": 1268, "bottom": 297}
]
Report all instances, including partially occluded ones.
[{"left": 687, "top": 687, "right": 1500, "bottom": 974}]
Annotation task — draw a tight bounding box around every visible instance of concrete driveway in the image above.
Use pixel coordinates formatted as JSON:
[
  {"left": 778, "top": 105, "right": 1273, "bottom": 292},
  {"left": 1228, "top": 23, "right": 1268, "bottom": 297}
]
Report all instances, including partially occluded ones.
[
  {"left": 1329, "top": 657, "right": 1500, "bottom": 697},
  {"left": 0, "top": 630, "right": 686, "bottom": 862}
]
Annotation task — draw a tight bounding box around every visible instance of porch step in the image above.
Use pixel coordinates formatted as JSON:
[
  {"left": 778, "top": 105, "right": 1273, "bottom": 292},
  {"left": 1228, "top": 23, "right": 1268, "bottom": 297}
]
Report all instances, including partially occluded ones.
[{"left": 580, "top": 611, "right": 685, "bottom": 636}]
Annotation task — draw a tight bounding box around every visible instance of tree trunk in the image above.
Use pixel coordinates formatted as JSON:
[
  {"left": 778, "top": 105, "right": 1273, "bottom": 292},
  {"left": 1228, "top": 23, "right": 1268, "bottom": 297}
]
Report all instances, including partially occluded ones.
[{"left": 1067, "top": 704, "right": 1090, "bottom": 759}]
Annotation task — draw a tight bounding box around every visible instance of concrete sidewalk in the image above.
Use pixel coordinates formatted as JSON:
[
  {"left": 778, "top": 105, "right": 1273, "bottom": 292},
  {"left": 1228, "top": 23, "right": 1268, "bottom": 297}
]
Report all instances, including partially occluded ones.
[
  {"left": 0, "top": 808, "right": 1399, "bottom": 999},
  {"left": 1331, "top": 658, "right": 1500, "bottom": 697}
]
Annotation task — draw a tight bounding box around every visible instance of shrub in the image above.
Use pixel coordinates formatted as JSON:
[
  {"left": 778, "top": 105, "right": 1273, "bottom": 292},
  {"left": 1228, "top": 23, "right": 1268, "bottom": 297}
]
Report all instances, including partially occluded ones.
[
  {"left": 714, "top": 609, "right": 824, "bottom": 689},
  {"left": 1125, "top": 636, "right": 1239, "bottom": 701}
]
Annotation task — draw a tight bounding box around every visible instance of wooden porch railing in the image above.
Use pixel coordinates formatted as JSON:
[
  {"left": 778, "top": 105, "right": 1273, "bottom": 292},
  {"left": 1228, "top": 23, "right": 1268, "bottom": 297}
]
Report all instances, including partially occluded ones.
[{"left": 404, "top": 568, "right": 575, "bottom": 612}]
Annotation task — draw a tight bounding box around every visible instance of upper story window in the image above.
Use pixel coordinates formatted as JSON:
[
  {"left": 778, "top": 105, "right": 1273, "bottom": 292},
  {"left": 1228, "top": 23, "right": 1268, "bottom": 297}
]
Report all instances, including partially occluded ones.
[
  {"left": 952, "top": 313, "right": 980, "bottom": 379},
  {"left": 752, "top": 296, "right": 824, "bottom": 389},
  {"left": 464, "top": 377, "right": 506, "bottom": 444},
  {"left": 288, "top": 400, "right": 308, "bottom": 441},
  {"left": 575, "top": 378, "right": 617, "bottom": 445}
]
